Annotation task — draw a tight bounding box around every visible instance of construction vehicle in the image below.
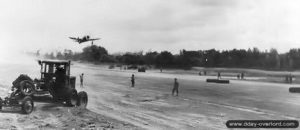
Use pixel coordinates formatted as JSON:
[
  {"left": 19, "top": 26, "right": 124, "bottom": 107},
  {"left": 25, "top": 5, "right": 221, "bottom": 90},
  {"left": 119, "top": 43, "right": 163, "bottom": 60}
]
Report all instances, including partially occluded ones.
[
  {"left": 0, "top": 60, "right": 88, "bottom": 114},
  {"left": 34, "top": 60, "right": 88, "bottom": 107}
]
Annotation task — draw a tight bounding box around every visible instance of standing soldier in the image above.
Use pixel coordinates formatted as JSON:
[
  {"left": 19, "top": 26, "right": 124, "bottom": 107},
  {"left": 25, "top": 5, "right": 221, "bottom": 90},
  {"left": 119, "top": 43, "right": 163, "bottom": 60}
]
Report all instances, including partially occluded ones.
[
  {"left": 131, "top": 74, "right": 135, "bottom": 87},
  {"left": 217, "top": 72, "right": 221, "bottom": 79},
  {"left": 80, "top": 73, "right": 84, "bottom": 87},
  {"left": 172, "top": 78, "right": 179, "bottom": 96},
  {"left": 241, "top": 73, "right": 244, "bottom": 80},
  {"left": 289, "top": 74, "right": 293, "bottom": 84}
]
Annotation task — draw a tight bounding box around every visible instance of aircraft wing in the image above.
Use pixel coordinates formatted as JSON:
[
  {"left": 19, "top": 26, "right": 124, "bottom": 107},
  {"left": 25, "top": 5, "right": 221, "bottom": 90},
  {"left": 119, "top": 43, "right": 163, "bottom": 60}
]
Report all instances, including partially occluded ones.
[
  {"left": 89, "top": 38, "right": 101, "bottom": 41},
  {"left": 69, "top": 37, "right": 77, "bottom": 40}
]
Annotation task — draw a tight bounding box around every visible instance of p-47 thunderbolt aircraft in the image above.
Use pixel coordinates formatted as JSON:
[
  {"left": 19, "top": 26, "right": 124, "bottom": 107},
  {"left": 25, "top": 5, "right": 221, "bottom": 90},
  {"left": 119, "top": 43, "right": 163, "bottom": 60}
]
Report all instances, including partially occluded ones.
[{"left": 69, "top": 35, "right": 100, "bottom": 45}]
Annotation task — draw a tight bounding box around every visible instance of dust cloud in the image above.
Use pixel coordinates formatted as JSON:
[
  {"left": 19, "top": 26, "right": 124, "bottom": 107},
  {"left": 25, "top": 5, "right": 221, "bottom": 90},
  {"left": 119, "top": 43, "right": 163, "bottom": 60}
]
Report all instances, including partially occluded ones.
[{"left": 0, "top": 50, "right": 40, "bottom": 95}]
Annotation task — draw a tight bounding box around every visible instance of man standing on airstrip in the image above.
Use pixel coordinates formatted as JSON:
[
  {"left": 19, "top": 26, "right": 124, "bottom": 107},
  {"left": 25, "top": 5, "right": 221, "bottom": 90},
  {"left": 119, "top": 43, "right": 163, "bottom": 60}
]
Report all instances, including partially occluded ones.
[
  {"left": 241, "top": 72, "right": 245, "bottom": 80},
  {"left": 80, "top": 73, "right": 84, "bottom": 87},
  {"left": 172, "top": 78, "right": 179, "bottom": 96},
  {"left": 217, "top": 72, "right": 221, "bottom": 79},
  {"left": 131, "top": 74, "right": 135, "bottom": 87}
]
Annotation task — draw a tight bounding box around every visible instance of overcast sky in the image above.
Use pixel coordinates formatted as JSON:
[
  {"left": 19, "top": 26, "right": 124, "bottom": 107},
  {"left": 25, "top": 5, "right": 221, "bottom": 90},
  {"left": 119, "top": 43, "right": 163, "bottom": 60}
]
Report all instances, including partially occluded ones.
[{"left": 0, "top": 0, "right": 300, "bottom": 56}]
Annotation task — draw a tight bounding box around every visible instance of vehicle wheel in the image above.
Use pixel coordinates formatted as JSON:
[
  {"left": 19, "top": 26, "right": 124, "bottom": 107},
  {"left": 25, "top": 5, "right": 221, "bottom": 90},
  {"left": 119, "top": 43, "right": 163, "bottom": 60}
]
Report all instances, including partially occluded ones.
[
  {"left": 77, "top": 91, "right": 88, "bottom": 108},
  {"left": 20, "top": 80, "right": 35, "bottom": 96},
  {"left": 21, "top": 96, "right": 34, "bottom": 114},
  {"left": 66, "top": 89, "right": 78, "bottom": 107}
]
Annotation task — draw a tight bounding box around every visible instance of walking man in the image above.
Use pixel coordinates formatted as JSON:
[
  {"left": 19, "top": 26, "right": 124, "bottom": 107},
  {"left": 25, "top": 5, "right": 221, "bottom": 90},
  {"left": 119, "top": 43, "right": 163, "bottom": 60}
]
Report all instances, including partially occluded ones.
[
  {"left": 217, "top": 72, "right": 221, "bottom": 79},
  {"left": 289, "top": 74, "right": 293, "bottom": 84},
  {"left": 80, "top": 73, "right": 84, "bottom": 87},
  {"left": 131, "top": 74, "right": 135, "bottom": 87},
  {"left": 172, "top": 78, "right": 179, "bottom": 96}
]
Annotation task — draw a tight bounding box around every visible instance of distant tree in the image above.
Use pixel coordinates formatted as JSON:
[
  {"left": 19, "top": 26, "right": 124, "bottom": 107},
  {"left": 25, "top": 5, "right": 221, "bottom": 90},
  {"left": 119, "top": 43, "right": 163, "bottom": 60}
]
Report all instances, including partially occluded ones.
[
  {"left": 287, "top": 48, "right": 300, "bottom": 69},
  {"left": 265, "top": 48, "right": 280, "bottom": 69},
  {"left": 56, "top": 52, "right": 64, "bottom": 59},
  {"left": 81, "top": 45, "right": 108, "bottom": 62},
  {"left": 71, "top": 52, "right": 82, "bottom": 61},
  {"left": 155, "top": 51, "right": 174, "bottom": 67},
  {"left": 45, "top": 52, "right": 55, "bottom": 59},
  {"left": 177, "top": 50, "right": 201, "bottom": 68},
  {"left": 144, "top": 51, "right": 158, "bottom": 65},
  {"left": 63, "top": 49, "right": 73, "bottom": 60},
  {"left": 203, "top": 49, "right": 220, "bottom": 67},
  {"left": 100, "top": 54, "right": 117, "bottom": 63},
  {"left": 120, "top": 52, "right": 144, "bottom": 65},
  {"left": 42, "top": 45, "right": 300, "bottom": 70}
]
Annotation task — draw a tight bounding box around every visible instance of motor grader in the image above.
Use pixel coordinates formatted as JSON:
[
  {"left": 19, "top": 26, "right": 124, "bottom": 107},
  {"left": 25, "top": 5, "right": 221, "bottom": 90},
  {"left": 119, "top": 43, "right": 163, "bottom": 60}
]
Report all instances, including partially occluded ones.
[
  {"left": 0, "top": 60, "right": 88, "bottom": 114},
  {"left": 34, "top": 60, "right": 88, "bottom": 107}
]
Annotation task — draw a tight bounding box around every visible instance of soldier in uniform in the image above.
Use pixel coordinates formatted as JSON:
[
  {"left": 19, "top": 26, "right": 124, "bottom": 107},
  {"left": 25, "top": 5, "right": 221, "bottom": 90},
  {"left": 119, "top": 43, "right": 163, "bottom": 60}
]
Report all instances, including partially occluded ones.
[
  {"left": 131, "top": 74, "right": 135, "bottom": 87},
  {"left": 217, "top": 72, "right": 221, "bottom": 79},
  {"left": 172, "top": 78, "right": 179, "bottom": 96},
  {"left": 80, "top": 73, "right": 84, "bottom": 87},
  {"left": 241, "top": 73, "right": 244, "bottom": 80}
]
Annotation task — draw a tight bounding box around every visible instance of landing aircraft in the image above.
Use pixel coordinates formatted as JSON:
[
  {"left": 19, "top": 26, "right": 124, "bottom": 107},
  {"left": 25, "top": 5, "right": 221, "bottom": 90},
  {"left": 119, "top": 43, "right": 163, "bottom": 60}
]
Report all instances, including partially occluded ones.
[{"left": 69, "top": 35, "right": 100, "bottom": 45}]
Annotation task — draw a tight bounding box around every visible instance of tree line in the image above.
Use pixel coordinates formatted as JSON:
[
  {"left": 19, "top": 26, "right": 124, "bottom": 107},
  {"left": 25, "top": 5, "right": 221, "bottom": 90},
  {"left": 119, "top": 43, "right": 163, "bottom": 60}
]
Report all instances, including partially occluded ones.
[{"left": 43, "top": 45, "right": 300, "bottom": 70}]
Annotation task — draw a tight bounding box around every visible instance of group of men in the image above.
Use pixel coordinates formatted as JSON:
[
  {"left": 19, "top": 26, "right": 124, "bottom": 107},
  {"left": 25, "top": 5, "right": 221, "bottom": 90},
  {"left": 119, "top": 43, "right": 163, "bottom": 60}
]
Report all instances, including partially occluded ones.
[
  {"left": 78, "top": 72, "right": 179, "bottom": 96},
  {"left": 130, "top": 74, "right": 179, "bottom": 96},
  {"left": 237, "top": 73, "right": 245, "bottom": 80}
]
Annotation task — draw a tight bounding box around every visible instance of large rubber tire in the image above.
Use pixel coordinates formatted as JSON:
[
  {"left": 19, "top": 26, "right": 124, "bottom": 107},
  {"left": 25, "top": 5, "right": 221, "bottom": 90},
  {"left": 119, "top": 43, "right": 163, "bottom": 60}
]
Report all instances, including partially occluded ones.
[
  {"left": 206, "top": 79, "right": 218, "bottom": 83},
  {"left": 77, "top": 91, "right": 88, "bottom": 108},
  {"left": 216, "top": 79, "right": 230, "bottom": 84},
  {"left": 289, "top": 87, "right": 300, "bottom": 93},
  {"left": 66, "top": 89, "right": 78, "bottom": 107},
  {"left": 20, "top": 80, "right": 35, "bottom": 96},
  {"left": 206, "top": 79, "right": 230, "bottom": 84},
  {"left": 21, "top": 96, "right": 34, "bottom": 114},
  {"left": 12, "top": 74, "right": 33, "bottom": 87}
]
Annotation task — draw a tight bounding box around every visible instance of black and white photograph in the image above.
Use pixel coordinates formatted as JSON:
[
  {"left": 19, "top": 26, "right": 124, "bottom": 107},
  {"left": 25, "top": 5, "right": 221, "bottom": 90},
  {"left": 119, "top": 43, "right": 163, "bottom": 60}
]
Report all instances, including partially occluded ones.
[{"left": 0, "top": 0, "right": 300, "bottom": 129}]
